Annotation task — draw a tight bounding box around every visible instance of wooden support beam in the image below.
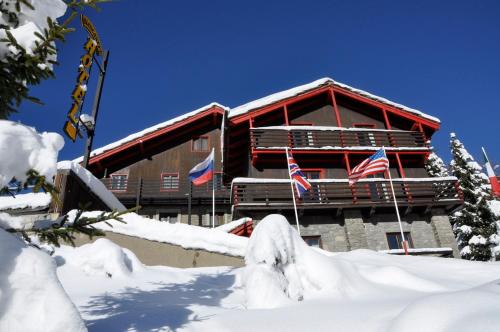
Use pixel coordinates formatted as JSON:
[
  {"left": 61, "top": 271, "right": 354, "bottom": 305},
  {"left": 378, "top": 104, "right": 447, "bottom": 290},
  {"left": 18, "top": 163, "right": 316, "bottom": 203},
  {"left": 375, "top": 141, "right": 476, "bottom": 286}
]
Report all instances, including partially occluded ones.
[
  {"left": 284, "top": 105, "right": 290, "bottom": 125},
  {"left": 329, "top": 87, "right": 342, "bottom": 127}
]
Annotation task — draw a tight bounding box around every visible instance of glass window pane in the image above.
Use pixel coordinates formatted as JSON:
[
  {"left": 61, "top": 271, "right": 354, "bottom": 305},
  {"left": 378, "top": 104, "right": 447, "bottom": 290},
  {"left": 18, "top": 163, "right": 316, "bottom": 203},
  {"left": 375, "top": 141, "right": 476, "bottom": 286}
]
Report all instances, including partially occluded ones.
[
  {"left": 162, "top": 174, "right": 179, "bottom": 190},
  {"left": 111, "top": 175, "right": 127, "bottom": 190}
]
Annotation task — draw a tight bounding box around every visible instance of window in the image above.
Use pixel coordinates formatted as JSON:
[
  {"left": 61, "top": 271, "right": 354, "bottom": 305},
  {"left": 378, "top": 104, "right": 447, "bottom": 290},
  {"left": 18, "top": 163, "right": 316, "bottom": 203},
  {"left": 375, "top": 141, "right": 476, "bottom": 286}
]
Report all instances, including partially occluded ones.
[
  {"left": 159, "top": 212, "right": 178, "bottom": 223},
  {"left": 110, "top": 174, "right": 127, "bottom": 191},
  {"left": 302, "top": 236, "right": 322, "bottom": 248},
  {"left": 386, "top": 232, "right": 414, "bottom": 250},
  {"left": 161, "top": 173, "right": 179, "bottom": 191},
  {"left": 192, "top": 136, "right": 209, "bottom": 152}
]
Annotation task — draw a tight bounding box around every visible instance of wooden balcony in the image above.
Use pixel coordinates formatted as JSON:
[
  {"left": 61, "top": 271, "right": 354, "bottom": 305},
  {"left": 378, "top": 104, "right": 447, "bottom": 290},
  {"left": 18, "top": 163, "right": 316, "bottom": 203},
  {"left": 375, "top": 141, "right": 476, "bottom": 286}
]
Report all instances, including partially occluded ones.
[
  {"left": 100, "top": 178, "right": 231, "bottom": 206},
  {"left": 250, "top": 126, "right": 428, "bottom": 152},
  {"left": 232, "top": 177, "right": 462, "bottom": 211}
]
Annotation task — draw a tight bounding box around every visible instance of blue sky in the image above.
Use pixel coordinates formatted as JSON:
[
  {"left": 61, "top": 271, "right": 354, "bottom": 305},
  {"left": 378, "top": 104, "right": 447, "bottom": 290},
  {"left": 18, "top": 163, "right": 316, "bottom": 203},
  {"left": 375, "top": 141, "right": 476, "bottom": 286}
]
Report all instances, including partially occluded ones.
[{"left": 13, "top": 0, "right": 500, "bottom": 166}]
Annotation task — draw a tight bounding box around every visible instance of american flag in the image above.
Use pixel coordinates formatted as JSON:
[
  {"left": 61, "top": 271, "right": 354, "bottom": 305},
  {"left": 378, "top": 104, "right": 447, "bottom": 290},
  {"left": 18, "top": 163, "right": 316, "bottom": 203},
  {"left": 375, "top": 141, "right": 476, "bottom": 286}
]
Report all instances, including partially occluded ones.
[
  {"left": 348, "top": 149, "right": 389, "bottom": 186},
  {"left": 287, "top": 150, "right": 312, "bottom": 197}
]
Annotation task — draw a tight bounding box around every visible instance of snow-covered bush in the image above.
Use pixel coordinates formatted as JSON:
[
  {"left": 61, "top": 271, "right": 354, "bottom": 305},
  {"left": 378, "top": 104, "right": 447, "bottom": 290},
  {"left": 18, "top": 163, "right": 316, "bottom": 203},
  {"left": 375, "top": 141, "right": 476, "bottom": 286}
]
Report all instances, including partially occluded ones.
[
  {"left": 55, "top": 238, "right": 144, "bottom": 278},
  {"left": 0, "top": 120, "right": 64, "bottom": 188},
  {"left": 0, "top": 228, "right": 86, "bottom": 331},
  {"left": 243, "top": 214, "right": 370, "bottom": 308},
  {"left": 449, "top": 133, "right": 498, "bottom": 261}
]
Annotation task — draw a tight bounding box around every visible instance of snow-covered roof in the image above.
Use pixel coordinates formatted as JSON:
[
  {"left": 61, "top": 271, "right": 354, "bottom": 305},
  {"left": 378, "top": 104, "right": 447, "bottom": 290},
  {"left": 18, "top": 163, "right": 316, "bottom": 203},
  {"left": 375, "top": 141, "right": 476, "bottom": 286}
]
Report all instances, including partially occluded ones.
[
  {"left": 228, "top": 77, "right": 440, "bottom": 123},
  {"left": 216, "top": 217, "right": 252, "bottom": 233},
  {"left": 0, "top": 192, "right": 52, "bottom": 212},
  {"left": 70, "top": 211, "right": 248, "bottom": 257},
  {"left": 57, "top": 161, "right": 126, "bottom": 212},
  {"left": 74, "top": 102, "right": 228, "bottom": 162}
]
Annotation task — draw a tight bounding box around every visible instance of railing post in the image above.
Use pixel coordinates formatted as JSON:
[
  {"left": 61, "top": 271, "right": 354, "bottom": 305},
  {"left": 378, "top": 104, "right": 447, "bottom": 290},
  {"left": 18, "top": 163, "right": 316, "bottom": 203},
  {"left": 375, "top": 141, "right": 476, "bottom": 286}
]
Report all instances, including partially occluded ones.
[
  {"left": 233, "top": 185, "right": 238, "bottom": 206},
  {"left": 187, "top": 181, "right": 192, "bottom": 225},
  {"left": 135, "top": 177, "right": 142, "bottom": 209}
]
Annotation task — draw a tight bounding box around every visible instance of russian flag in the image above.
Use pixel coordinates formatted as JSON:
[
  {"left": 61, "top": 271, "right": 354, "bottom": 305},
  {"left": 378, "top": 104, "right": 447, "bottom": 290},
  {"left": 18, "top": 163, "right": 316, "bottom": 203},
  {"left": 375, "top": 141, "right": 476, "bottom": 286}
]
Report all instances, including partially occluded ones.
[{"left": 189, "top": 149, "right": 214, "bottom": 186}]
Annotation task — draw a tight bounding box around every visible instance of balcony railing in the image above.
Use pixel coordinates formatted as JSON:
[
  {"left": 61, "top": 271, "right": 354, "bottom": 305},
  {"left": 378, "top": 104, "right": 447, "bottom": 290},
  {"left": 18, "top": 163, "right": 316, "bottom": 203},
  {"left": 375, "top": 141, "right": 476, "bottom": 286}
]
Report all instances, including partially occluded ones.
[
  {"left": 250, "top": 126, "right": 428, "bottom": 150},
  {"left": 101, "top": 178, "right": 231, "bottom": 205},
  {"left": 232, "top": 177, "right": 462, "bottom": 210}
]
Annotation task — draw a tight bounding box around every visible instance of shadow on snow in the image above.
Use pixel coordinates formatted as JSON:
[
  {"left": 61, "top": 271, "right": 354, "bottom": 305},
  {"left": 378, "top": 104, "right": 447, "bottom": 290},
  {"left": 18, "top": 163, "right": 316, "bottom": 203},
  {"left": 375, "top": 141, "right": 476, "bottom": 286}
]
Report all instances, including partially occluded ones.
[{"left": 81, "top": 270, "right": 237, "bottom": 331}]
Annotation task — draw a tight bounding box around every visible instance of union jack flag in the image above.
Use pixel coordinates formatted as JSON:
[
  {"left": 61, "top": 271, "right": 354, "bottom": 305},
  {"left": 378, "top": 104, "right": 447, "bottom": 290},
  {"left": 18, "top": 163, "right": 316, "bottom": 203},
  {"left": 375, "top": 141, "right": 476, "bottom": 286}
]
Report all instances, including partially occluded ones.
[
  {"left": 348, "top": 148, "right": 389, "bottom": 186},
  {"left": 287, "top": 150, "right": 312, "bottom": 197}
]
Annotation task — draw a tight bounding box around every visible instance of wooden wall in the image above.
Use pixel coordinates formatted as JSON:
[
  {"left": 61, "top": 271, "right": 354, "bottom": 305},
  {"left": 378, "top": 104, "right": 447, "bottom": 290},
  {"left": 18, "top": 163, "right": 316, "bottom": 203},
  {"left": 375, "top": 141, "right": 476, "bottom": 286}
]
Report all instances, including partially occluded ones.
[{"left": 110, "top": 127, "right": 222, "bottom": 194}]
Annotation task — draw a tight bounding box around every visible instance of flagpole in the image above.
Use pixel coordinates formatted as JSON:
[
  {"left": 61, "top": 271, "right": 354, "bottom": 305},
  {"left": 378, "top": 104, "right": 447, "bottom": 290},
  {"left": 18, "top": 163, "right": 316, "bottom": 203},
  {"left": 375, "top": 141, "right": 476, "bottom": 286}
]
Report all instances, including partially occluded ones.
[
  {"left": 383, "top": 146, "right": 408, "bottom": 255},
  {"left": 212, "top": 148, "right": 215, "bottom": 229},
  {"left": 285, "top": 147, "right": 301, "bottom": 235}
]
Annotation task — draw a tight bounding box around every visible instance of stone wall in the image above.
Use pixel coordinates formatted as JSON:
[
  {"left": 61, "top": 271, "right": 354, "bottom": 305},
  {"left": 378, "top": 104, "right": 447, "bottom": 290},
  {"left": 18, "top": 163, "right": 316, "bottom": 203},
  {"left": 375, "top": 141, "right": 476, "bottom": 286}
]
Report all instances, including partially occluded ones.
[{"left": 245, "top": 208, "right": 458, "bottom": 256}]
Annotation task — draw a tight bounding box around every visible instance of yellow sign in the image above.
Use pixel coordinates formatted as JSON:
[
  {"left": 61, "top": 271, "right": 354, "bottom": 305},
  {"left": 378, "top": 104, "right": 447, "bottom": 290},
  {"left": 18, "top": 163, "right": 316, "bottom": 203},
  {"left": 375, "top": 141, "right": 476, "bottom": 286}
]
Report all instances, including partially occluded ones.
[
  {"left": 63, "top": 15, "right": 102, "bottom": 141},
  {"left": 80, "top": 14, "right": 103, "bottom": 56}
]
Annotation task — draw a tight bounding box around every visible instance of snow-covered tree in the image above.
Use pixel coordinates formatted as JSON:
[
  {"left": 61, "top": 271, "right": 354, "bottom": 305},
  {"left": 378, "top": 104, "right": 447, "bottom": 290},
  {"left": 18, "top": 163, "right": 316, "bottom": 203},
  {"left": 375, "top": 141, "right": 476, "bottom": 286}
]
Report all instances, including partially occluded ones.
[
  {"left": 425, "top": 151, "right": 449, "bottom": 177},
  {"left": 449, "top": 133, "right": 498, "bottom": 261},
  {"left": 0, "top": 0, "right": 107, "bottom": 119}
]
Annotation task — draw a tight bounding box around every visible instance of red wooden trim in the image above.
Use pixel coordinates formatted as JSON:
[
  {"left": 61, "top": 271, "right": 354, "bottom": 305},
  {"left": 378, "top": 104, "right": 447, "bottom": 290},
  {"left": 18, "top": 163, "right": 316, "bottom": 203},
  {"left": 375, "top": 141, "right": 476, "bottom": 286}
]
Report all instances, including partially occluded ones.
[
  {"left": 332, "top": 86, "right": 439, "bottom": 130},
  {"left": 231, "top": 84, "right": 439, "bottom": 130},
  {"left": 254, "top": 149, "right": 429, "bottom": 156},
  {"left": 88, "top": 106, "right": 224, "bottom": 166},
  {"left": 353, "top": 123, "right": 376, "bottom": 129},
  {"left": 344, "top": 153, "right": 351, "bottom": 173},
  {"left": 283, "top": 105, "right": 290, "bottom": 125},
  {"left": 329, "top": 88, "right": 342, "bottom": 127},
  {"left": 382, "top": 108, "right": 392, "bottom": 130},
  {"left": 395, "top": 153, "right": 406, "bottom": 178},
  {"left": 160, "top": 172, "right": 180, "bottom": 192},
  {"left": 191, "top": 135, "right": 210, "bottom": 153},
  {"left": 231, "top": 87, "right": 331, "bottom": 124},
  {"left": 96, "top": 119, "right": 213, "bottom": 171}
]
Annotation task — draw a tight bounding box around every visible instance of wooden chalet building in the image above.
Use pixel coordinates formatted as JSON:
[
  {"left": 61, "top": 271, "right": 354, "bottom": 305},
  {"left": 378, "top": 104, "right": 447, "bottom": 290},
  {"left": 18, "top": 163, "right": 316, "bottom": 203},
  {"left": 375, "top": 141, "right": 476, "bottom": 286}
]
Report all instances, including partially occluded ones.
[{"left": 81, "top": 78, "right": 462, "bottom": 256}]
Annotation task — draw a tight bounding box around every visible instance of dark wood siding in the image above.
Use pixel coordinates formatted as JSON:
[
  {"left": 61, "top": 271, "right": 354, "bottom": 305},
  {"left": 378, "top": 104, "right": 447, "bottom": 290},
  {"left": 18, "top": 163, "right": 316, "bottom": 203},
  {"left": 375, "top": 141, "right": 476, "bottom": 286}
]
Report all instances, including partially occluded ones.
[{"left": 110, "top": 128, "right": 222, "bottom": 194}]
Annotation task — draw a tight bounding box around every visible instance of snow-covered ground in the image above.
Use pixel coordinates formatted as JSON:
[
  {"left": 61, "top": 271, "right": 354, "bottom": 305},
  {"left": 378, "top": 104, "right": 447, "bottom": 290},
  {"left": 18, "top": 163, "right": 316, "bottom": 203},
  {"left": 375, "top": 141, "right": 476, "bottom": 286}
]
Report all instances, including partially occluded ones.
[{"left": 51, "top": 215, "right": 500, "bottom": 332}]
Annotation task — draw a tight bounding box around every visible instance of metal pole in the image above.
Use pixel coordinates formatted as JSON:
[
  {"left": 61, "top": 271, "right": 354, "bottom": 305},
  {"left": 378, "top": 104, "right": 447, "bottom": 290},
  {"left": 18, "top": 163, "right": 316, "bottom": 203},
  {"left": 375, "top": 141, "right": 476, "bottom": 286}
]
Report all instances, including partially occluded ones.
[
  {"left": 188, "top": 182, "right": 192, "bottom": 225},
  {"left": 212, "top": 148, "right": 215, "bottom": 228},
  {"left": 135, "top": 177, "right": 142, "bottom": 210},
  {"left": 383, "top": 146, "right": 407, "bottom": 255},
  {"left": 285, "top": 147, "right": 301, "bottom": 235},
  {"left": 83, "top": 49, "right": 110, "bottom": 169}
]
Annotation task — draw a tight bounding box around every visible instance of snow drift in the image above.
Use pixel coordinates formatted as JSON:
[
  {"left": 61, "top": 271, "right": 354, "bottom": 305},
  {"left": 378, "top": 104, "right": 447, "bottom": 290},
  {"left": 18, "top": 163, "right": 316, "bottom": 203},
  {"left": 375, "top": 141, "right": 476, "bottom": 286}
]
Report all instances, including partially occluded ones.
[
  {"left": 243, "top": 214, "right": 372, "bottom": 308},
  {"left": 54, "top": 238, "right": 144, "bottom": 278},
  {"left": 0, "top": 229, "right": 86, "bottom": 332},
  {"left": 67, "top": 211, "right": 248, "bottom": 257},
  {"left": 243, "top": 214, "right": 500, "bottom": 331}
]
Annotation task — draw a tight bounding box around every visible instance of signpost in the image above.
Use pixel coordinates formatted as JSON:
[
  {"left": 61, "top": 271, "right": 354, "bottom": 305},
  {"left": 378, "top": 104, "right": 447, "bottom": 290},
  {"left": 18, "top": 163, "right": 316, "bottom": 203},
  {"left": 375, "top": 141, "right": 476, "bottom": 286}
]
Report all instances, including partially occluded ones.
[{"left": 63, "top": 15, "right": 109, "bottom": 169}]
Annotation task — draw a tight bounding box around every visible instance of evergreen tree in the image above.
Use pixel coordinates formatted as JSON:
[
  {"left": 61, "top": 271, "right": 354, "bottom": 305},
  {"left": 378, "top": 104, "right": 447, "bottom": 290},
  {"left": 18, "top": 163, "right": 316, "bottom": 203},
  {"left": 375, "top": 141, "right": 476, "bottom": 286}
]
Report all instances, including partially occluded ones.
[
  {"left": 449, "top": 133, "right": 498, "bottom": 261},
  {"left": 0, "top": 0, "right": 108, "bottom": 118},
  {"left": 425, "top": 151, "right": 449, "bottom": 177}
]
